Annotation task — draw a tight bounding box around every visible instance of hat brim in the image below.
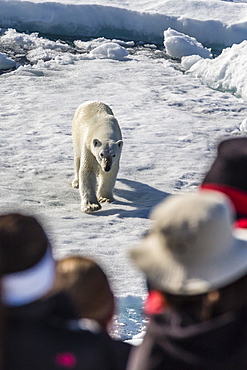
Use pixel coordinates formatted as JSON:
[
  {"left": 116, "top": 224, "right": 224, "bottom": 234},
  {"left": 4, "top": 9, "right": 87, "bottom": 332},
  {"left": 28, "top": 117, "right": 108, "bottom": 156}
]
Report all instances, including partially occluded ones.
[{"left": 130, "top": 231, "right": 247, "bottom": 295}]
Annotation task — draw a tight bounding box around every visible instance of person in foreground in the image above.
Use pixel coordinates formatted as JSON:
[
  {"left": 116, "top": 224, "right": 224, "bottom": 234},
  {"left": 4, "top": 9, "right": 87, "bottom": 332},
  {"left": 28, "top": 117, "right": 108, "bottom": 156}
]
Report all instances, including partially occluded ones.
[
  {"left": 55, "top": 256, "right": 131, "bottom": 370},
  {"left": 0, "top": 213, "right": 128, "bottom": 370},
  {"left": 200, "top": 136, "right": 247, "bottom": 228},
  {"left": 127, "top": 191, "right": 247, "bottom": 370}
]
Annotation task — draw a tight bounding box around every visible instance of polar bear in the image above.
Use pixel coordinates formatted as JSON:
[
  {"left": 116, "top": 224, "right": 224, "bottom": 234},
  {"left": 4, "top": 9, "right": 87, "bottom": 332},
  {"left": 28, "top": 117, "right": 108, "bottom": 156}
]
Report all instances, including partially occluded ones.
[{"left": 72, "top": 101, "right": 123, "bottom": 213}]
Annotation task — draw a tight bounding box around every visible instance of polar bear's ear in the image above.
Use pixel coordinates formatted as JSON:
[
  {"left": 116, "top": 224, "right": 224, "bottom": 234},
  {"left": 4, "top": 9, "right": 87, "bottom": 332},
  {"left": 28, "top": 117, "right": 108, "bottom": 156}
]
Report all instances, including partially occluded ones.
[
  {"left": 117, "top": 140, "right": 123, "bottom": 149},
  {"left": 93, "top": 139, "right": 101, "bottom": 147}
]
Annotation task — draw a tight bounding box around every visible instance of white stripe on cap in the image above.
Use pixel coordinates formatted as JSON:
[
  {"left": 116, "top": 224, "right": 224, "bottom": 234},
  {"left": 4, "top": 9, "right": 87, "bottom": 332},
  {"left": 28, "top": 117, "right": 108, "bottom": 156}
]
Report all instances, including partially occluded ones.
[{"left": 2, "top": 247, "right": 56, "bottom": 306}]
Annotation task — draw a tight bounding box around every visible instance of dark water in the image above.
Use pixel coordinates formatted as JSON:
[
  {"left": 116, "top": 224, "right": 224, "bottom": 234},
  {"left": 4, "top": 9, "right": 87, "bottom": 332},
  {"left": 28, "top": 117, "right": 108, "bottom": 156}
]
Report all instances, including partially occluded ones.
[
  {"left": 0, "top": 27, "right": 171, "bottom": 75},
  {"left": 0, "top": 26, "right": 222, "bottom": 78}
]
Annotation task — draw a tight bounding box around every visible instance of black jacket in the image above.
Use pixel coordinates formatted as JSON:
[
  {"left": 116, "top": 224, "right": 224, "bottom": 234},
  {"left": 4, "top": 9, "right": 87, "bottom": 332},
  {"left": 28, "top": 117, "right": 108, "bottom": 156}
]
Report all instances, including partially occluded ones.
[
  {"left": 4, "top": 292, "right": 131, "bottom": 370},
  {"left": 127, "top": 307, "right": 247, "bottom": 370}
]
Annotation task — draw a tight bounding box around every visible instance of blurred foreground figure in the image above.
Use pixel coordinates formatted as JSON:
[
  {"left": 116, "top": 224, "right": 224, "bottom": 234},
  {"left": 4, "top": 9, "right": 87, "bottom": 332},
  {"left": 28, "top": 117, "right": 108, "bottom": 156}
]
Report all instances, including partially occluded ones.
[
  {"left": 127, "top": 192, "right": 247, "bottom": 370},
  {"left": 55, "top": 256, "right": 131, "bottom": 370},
  {"left": 0, "top": 213, "right": 128, "bottom": 370},
  {"left": 201, "top": 137, "right": 247, "bottom": 228}
]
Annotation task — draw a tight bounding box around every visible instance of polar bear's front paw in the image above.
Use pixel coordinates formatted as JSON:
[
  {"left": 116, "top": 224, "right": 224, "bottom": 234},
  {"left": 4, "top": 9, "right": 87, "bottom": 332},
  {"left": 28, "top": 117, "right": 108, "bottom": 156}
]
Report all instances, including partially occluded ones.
[
  {"left": 98, "top": 196, "right": 114, "bottom": 203},
  {"left": 81, "top": 202, "right": 102, "bottom": 213},
  {"left": 72, "top": 179, "right": 79, "bottom": 188}
]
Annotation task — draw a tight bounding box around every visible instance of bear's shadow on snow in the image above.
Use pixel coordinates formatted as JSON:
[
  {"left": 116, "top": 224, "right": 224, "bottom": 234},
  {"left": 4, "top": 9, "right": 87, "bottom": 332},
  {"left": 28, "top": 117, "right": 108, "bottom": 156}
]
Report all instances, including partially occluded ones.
[{"left": 94, "top": 178, "right": 170, "bottom": 219}]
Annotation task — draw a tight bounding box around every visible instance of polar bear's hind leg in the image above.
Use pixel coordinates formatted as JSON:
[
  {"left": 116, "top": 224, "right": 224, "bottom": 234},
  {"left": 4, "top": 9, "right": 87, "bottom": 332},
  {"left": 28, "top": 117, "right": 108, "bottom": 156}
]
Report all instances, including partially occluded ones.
[{"left": 72, "top": 155, "right": 80, "bottom": 188}]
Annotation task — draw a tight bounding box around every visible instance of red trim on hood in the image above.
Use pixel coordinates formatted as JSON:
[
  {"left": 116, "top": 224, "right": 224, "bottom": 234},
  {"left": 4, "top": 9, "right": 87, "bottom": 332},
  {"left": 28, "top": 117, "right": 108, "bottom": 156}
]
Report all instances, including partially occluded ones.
[
  {"left": 234, "top": 219, "right": 247, "bottom": 229},
  {"left": 144, "top": 290, "right": 167, "bottom": 315}
]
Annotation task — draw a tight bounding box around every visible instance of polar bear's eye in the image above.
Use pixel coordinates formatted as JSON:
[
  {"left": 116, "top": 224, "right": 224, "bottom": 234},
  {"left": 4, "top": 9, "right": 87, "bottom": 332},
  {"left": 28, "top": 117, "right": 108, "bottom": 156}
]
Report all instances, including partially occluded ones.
[
  {"left": 112, "top": 154, "right": 116, "bottom": 157},
  {"left": 100, "top": 153, "right": 104, "bottom": 158}
]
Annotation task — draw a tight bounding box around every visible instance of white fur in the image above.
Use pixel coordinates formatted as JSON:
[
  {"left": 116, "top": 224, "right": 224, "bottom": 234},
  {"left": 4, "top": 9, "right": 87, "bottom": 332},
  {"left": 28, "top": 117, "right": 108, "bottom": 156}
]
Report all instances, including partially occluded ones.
[{"left": 72, "top": 101, "right": 123, "bottom": 213}]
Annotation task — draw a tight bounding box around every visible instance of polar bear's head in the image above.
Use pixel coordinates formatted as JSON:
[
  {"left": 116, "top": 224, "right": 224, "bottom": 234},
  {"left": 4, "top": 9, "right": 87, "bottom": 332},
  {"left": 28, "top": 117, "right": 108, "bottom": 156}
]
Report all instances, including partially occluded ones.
[{"left": 92, "top": 139, "right": 123, "bottom": 172}]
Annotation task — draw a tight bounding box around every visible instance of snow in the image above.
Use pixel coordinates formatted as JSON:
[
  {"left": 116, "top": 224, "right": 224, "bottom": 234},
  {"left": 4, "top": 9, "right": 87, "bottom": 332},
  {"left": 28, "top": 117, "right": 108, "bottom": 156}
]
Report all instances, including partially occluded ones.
[
  {"left": 183, "top": 41, "right": 247, "bottom": 100},
  {"left": 1, "top": 0, "right": 247, "bottom": 340},
  {"left": 164, "top": 28, "right": 212, "bottom": 59},
  {"left": 240, "top": 119, "right": 247, "bottom": 132},
  {"left": 88, "top": 42, "right": 129, "bottom": 60},
  {"left": 0, "top": 52, "right": 16, "bottom": 69},
  {"left": 1, "top": 0, "right": 247, "bottom": 46}
]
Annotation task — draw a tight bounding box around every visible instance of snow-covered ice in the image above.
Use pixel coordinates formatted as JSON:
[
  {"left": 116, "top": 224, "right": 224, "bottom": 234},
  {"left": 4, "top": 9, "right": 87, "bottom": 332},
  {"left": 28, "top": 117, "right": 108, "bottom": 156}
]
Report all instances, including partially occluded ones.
[
  {"left": 0, "top": 52, "right": 16, "bottom": 69},
  {"left": 183, "top": 41, "right": 247, "bottom": 100},
  {"left": 164, "top": 28, "right": 212, "bottom": 59},
  {"left": 88, "top": 42, "right": 129, "bottom": 60},
  {"left": 1, "top": 0, "right": 247, "bottom": 340}
]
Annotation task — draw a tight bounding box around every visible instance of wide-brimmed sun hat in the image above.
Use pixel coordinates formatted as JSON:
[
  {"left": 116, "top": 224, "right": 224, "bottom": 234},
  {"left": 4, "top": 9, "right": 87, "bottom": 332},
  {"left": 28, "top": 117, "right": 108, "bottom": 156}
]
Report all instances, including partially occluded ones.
[{"left": 130, "top": 191, "right": 247, "bottom": 295}]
